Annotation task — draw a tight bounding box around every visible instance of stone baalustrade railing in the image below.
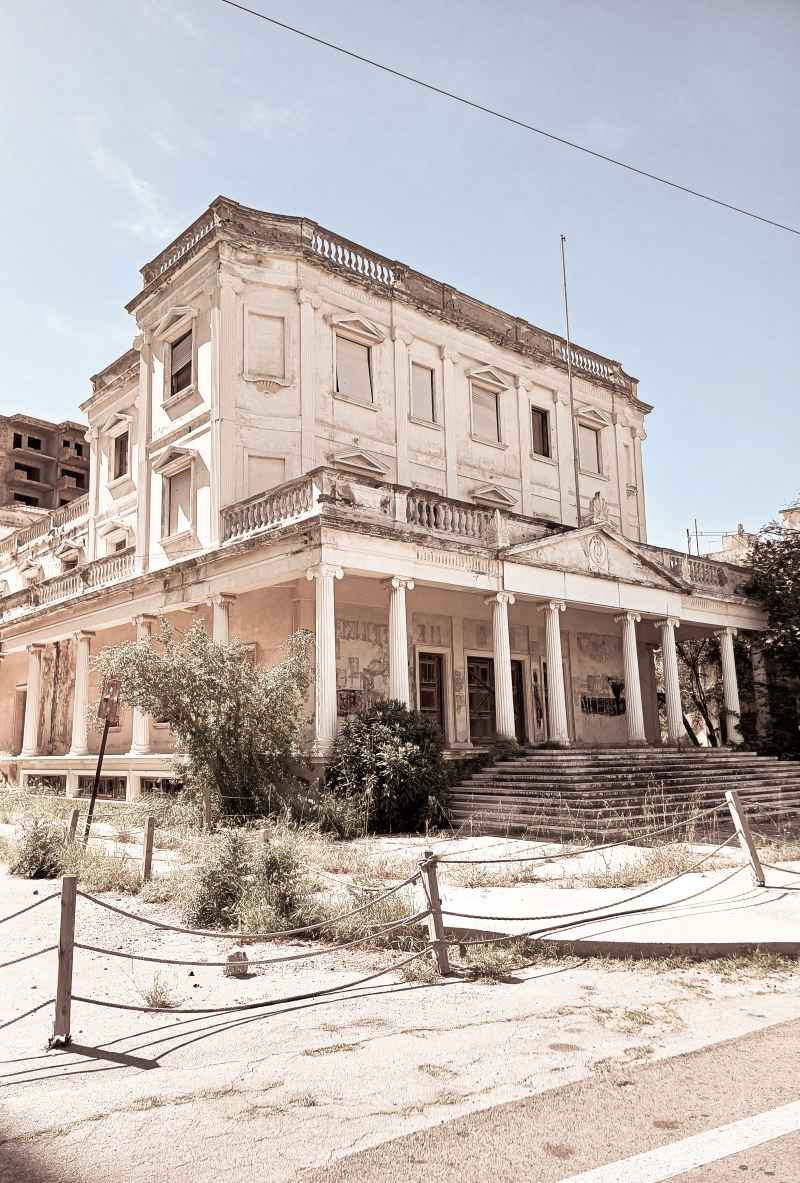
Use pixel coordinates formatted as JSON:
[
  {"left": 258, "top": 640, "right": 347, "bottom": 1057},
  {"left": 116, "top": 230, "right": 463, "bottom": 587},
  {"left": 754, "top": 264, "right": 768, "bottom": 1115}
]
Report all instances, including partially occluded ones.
[
  {"left": 221, "top": 474, "right": 318, "bottom": 541},
  {"left": 406, "top": 491, "right": 495, "bottom": 541},
  {"left": 0, "top": 495, "right": 89, "bottom": 558},
  {"left": 0, "top": 548, "right": 135, "bottom": 621}
]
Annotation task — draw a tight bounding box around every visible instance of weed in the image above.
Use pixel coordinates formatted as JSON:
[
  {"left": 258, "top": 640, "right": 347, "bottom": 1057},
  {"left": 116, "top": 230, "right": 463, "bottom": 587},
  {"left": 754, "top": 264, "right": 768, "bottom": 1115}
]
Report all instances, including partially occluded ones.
[
  {"left": 141, "top": 973, "right": 178, "bottom": 1009},
  {"left": 61, "top": 844, "right": 141, "bottom": 894},
  {"left": 9, "top": 818, "right": 65, "bottom": 878}
]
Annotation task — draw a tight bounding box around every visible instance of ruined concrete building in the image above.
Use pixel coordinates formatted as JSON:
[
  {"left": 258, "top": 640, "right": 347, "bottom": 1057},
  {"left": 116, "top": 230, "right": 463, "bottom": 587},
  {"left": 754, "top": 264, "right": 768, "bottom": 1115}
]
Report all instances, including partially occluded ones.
[
  {"left": 0, "top": 197, "right": 766, "bottom": 801},
  {"left": 0, "top": 414, "right": 88, "bottom": 512}
]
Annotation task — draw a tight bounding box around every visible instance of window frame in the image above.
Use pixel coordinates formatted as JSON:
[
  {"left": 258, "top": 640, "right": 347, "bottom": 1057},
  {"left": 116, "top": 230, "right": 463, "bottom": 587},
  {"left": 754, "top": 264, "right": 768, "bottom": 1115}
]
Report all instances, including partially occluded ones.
[
  {"left": 160, "top": 312, "right": 198, "bottom": 409},
  {"left": 470, "top": 381, "right": 503, "bottom": 446},
  {"left": 577, "top": 421, "right": 604, "bottom": 477},
  {"left": 103, "top": 413, "right": 135, "bottom": 497},
  {"left": 155, "top": 451, "right": 197, "bottom": 545},
  {"left": 530, "top": 405, "right": 552, "bottom": 460},
  {"left": 112, "top": 429, "right": 130, "bottom": 482},
  {"left": 334, "top": 333, "right": 374, "bottom": 406},
  {"left": 409, "top": 360, "right": 439, "bottom": 426}
]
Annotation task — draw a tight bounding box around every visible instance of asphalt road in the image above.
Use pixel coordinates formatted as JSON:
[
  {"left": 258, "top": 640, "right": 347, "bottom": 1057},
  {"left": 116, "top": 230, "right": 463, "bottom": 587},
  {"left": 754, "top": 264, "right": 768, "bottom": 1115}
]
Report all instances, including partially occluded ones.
[{"left": 301, "top": 1017, "right": 800, "bottom": 1183}]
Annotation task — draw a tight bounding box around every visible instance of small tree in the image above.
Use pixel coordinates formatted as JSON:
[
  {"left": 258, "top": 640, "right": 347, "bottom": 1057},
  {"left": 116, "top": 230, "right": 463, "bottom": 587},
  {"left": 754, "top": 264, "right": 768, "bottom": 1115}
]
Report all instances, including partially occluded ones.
[
  {"left": 747, "top": 518, "right": 800, "bottom": 755},
  {"left": 94, "top": 621, "right": 312, "bottom": 818},
  {"left": 676, "top": 636, "right": 724, "bottom": 745}
]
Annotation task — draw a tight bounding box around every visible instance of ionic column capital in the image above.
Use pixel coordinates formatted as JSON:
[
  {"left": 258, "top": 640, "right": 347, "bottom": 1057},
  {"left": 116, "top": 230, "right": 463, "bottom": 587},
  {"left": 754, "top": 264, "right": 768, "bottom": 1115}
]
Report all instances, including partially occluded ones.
[
  {"left": 537, "top": 599, "right": 566, "bottom": 615},
  {"left": 386, "top": 575, "right": 415, "bottom": 592},
  {"left": 614, "top": 612, "right": 641, "bottom": 625},
  {"left": 485, "top": 591, "right": 516, "bottom": 608},
  {"left": 209, "top": 593, "right": 237, "bottom": 608},
  {"left": 297, "top": 287, "right": 321, "bottom": 309},
  {"left": 439, "top": 346, "right": 459, "bottom": 363},
  {"left": 391, "top": 327, "right": 414, "bottom": 346},
  {"left": 132, "top": 613, "right": 159, "bottom": 627},
  {"left": 72, "top": 630, "right": 95, "bottom": 642},
  {"left": 306, "top": 563, "right": 344, "bottom": 583},
  {"left": 714, "top": 625, "right": 737, "bottom": 640},
  {"left": 653, "top": 616, "right": 681, "bottom": 631},
  {"left": 26, "top": 643, "right": 45, "bottom": 655}
]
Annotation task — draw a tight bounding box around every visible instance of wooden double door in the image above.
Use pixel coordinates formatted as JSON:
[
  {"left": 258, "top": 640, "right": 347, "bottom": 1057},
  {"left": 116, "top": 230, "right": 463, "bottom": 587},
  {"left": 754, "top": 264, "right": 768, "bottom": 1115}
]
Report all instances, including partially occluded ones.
[{"left": 467, "top": 656, "right": 526, "bottom": 744}]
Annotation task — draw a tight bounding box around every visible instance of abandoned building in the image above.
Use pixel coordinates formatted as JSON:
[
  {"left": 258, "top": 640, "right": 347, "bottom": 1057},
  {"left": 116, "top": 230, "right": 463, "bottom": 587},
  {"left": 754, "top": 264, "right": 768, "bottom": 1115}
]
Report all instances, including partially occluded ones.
[
  {"left": 0, "top": 196, "right": 781, "bottom": 817},
  {"left": 0, "top": 413, "right": 89, "bottom": 511}
]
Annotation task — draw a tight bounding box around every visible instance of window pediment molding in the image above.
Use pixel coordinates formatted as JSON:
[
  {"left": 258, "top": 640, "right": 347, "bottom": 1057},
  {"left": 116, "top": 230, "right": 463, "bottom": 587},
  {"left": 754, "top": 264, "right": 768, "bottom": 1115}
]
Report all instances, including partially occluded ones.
[
  {"left": 99, "top": 410, "right": 134, "bottom": 438},
  {"left": 154, "top": 305, "right": 198, "bottom": 341},
  {"left": 575, "top": 405, "right": 611, "bottom": 427},
  {"left": 471, "top": 482, "right": 517, "bottom": 508},
  {"left": 467, "top": 365, "right": 509, "bottom": 393},
  {"left": 152, "top": 445, "right": 195, "bottom": 477},
  {"left": 327, "top": 314, "right": 386, "bottom": 345},
  {"left": 329, "top": 447, "right": 390, "bottom": 478}
]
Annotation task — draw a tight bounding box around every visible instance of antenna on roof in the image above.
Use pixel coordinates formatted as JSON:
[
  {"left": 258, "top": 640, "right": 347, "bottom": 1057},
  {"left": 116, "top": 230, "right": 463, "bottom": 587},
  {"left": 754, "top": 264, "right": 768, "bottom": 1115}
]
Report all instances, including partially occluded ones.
[{"left": 560, "top": 236, "right": 583, "bottom": 527}]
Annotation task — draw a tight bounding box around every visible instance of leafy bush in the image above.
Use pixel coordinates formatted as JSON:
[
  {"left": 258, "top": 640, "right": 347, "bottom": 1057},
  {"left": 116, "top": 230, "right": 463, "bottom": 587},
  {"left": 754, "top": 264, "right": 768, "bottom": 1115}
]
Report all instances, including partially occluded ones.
[
  {"left": 315, "top": 790, "right": 368, "bottom": 840},
  {"left": 182, "top": 829, "right": 252, "bottom": 929},
  {"left": 10, "top": 818, "right": 65, "bottom": 878},
  {"left": 324, "top": 700, "right": 446, "bottom": 834},
  {"left": 239, "top": 831, "right": 319, "bottom": 933},
  {"left": 61, "top": 844, "right": 141, "bottom": 894}
]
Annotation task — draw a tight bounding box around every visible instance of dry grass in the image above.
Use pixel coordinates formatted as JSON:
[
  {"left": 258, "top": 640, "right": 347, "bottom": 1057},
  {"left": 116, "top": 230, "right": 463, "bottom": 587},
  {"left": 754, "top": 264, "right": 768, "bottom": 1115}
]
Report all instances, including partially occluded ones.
[
  {"left": 141, "top": 972, "right": 179, "bottom": 1009},
  {"left": 61, "top": 843, "right": 142, "bottom": 894},
  {"left": 560, "top": 844, "right": 729, "bottom": 890}
]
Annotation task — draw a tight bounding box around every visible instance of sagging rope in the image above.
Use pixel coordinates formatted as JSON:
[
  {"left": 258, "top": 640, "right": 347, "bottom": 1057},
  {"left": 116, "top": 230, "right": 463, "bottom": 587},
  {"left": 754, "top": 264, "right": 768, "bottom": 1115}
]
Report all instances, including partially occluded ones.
[
  {"left": 0, "top": 945, "right": 58, "bottom": 971},
  {"left": 72, "top": 945, "right": 433, "bottom": 1015},
  {"left": 75, "top": 909, "right": 431, "bottom": 968},
  {"left": 440, "top": 833, "right": 740, "bottom": 923},
  {"left": 0, "top": 998, "right": 56, "bottom": 1033},
  {"left": 437, "top": 803, "right": 727, "bottom": 865},
  {"left": 0, "top": 894, "right": 60, "bottom": 926},
  {"left": 75, "top": 867, "right": 422, "bottom": 940},
  {"left": 445, "top": 864, "right": 747, "bottom": 949},
  {"left": 762, "top": 861, "right": 800, "bottom": 878}
]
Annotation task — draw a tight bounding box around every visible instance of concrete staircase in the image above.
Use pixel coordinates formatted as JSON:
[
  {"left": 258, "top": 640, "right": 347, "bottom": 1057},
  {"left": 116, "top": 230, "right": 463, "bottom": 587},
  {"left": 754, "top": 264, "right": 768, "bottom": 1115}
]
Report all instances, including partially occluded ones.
[{"left": 447, "top": 748, "right": 800, "bottom": 840}]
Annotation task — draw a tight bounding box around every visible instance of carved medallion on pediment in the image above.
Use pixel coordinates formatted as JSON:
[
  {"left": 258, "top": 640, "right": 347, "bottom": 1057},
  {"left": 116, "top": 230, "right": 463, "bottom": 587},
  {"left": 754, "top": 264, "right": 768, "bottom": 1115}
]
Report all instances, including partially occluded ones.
[{"left": 584, "top": 533, "right": 609, "bottom": 574}]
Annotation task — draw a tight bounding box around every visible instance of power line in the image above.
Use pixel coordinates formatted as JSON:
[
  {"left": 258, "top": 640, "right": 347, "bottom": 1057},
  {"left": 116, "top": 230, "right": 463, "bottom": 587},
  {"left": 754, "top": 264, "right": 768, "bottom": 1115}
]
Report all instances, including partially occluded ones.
[{"left": 217, "top": 0, "right": 800, "bottom": 238}]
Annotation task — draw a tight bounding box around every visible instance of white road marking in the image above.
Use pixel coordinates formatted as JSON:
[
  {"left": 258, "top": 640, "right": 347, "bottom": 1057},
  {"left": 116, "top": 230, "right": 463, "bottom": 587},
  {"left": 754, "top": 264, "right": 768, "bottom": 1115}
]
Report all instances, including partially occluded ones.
[{"left": 559, "top": 1098, "right": 800, "bottom": 1183}]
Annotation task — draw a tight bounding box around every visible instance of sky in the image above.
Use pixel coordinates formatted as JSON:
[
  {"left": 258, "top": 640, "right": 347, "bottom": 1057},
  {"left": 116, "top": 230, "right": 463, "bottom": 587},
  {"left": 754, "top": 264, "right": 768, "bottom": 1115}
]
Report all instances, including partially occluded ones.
[{"left": 0, "top": 0, "right": 797, "bottom": 551}]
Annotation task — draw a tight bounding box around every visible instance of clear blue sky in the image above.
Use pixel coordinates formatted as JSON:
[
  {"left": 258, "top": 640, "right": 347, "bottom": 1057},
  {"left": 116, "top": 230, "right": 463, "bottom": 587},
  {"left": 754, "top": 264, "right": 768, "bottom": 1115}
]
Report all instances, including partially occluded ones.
[{"left": 1, "top": 0, "right": 797, "bottom": 550}]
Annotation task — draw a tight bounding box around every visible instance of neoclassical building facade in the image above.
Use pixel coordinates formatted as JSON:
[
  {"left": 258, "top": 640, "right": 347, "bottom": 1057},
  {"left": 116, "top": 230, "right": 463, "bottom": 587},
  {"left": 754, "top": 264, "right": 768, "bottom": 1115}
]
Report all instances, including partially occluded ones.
[{"left": 0, "top": 198, "right": 763, "bottom": 799}]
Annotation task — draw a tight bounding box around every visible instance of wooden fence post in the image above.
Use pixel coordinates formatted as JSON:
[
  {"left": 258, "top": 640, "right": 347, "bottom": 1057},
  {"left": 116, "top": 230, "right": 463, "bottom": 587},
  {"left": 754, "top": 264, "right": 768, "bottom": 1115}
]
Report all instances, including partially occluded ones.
[
  {"left": 421, "top": 851, "right": 451, "bottom": 976},
  {"left": 725, "top": 790, "right": 765, "bottom": 886},
  {"left": 141, "top": 816, "right": 155, "bottom": 883},
  {"left": 66, "top": 808, "right": 79, "bottom": 843},
  {"left": 49, "top": 874, "right": 77, "bottom": 1048}
]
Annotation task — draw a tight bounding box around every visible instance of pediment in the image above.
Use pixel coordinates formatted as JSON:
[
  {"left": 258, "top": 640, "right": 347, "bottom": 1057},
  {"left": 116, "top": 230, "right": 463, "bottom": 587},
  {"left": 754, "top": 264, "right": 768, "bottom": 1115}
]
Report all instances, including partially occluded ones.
[
  {"left": 468, "top": 365, "right": 509, "bottom": 392},
  {"left": 504, "top": 525, "right": 688, "bottom": 590},
  {"left": 471, "top": 483, "right": 518, "bottom": 508},
  {"left": 330, "top": 447, "right": 390, "bottom": 478},
  {"left": 575, "top": 405, "right": 611, "bottom": 426},
  {"left": 153, "top": 305, "right": 197, "bottom": 337},
  {"left": 151, "top": 445, "right": 193, "bottom": 473},
  {"left": 328, "top": 314, "right": 385, "bottom": 344}
]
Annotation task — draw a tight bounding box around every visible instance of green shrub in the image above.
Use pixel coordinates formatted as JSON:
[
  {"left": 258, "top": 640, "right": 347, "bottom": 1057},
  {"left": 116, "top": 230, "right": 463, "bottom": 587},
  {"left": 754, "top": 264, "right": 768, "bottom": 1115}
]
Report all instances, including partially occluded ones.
[
  {"left": 9, "top": 818, "right": 65, "bottom": 878},
  {"left": 239, "top": 831, "right": 319, "bottom": 933},
  {"left": 315, "top": 790, "right": 368, "bottom": 839},
  {"left": 324, "top": 700, "right": 446, "bottom": 834},
  {"left": 61, "top": 844, "right": 141, "bottom": 894},
  {"left": 182, "top": 829, "right": 252, "bottom": 929}
]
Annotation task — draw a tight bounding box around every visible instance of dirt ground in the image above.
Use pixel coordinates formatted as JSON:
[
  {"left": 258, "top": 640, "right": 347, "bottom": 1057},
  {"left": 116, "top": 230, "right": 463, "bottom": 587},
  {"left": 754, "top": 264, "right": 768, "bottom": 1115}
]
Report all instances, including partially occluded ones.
[{"left": 3, "top": 868, "right": 800, "bottom": 1183}]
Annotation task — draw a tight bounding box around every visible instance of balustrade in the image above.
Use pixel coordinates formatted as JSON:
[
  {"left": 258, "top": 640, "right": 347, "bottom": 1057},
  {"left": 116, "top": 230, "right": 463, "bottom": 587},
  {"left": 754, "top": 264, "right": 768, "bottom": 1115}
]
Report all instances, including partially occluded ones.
[
  {"left": 221, "top": 475, "right": 315, "bottom": 542},
  {"left": 406, "top": 492, "right": 493, "bottom": 541},
  {"left": 310, "top": 229, "right": 396, "bottom": 287}
]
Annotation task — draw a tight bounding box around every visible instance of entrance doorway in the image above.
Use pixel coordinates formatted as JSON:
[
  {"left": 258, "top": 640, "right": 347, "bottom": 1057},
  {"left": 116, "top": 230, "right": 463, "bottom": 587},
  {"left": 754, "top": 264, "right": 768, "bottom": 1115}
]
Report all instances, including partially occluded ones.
[
  {"left": 418, "top": 652, "right": 445, "bottom": 736},
  {"left": 467, "top": 657, "right": 527, "bottom": 744}
]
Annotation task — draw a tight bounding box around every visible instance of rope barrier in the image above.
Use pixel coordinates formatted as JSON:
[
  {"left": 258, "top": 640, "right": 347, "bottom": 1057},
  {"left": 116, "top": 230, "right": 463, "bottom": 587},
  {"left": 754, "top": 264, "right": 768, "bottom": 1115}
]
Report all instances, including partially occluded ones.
[
  {"left": 0, "top": 998, "right": 56, "bottom": 1032},
  {"left": 440, "top": 834, "right": 740, "bottom": 923},
  {"left": 0, "top": 945, "right": 58, "bottom": 971},
  {"left": 75, "top": 869, "right": 421, "bottom": 939},
  {"left": 445, "top": 865, "right": 747, "bottom": 949},
  {"left": 437, "top": 804, "right": 726, "bottom": 865},
  {"left": 762, "top": 862, "right": 800, "bottom": 878},
  {"left": 75, "top": 909, "right": 431, "bottom": 968},
  {"left": 71, "top": 946, "right": 433, "bottom": 1015},
  {"left": 0, "top": 894, "right": 60, "bottom": 926}
]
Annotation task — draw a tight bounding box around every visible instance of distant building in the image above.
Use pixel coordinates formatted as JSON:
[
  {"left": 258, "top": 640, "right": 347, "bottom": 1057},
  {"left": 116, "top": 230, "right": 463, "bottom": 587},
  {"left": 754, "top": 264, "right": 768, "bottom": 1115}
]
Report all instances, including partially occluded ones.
[
  {"left": 0, "top": 414, "right": 88, "bottom": 511},
  {"left": 704, "top": 500, "right": 800, "bottom": 566}
]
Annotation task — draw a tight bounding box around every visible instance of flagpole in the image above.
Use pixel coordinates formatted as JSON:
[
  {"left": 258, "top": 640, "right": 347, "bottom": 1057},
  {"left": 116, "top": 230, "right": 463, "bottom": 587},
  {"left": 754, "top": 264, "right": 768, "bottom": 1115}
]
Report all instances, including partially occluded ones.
[{"left": 560, "top": 235, "right": 583, "bottom": 526}]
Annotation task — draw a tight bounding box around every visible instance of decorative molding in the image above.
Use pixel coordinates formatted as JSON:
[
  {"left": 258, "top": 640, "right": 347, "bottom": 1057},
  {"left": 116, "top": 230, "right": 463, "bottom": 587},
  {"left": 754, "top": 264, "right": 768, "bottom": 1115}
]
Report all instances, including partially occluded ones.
[
  {"left": 467, "top": 365, "right": 509, "bottom": 392},
  {"left": 470, "top": 483, "right": 517, "bottom": 509},
  {"left": 325, "top": 313, "right": 386, "bottom": 344},
  {"left": 329, "top": 447, "right": 391, "bottom": 478}
]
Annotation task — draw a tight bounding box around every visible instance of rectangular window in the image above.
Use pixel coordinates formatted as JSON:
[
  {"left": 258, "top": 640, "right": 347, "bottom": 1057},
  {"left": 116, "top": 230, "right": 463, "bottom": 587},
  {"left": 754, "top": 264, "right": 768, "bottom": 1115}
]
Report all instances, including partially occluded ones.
[
  {"left": 335, "top": 336, "right": 372, "bottom": 404},
  {"left": 170, "top": 330, "right": 193, "bottom": 397},
  {"left": 113, "top": 431, "right": 129, "bottom": 480},
  {"left": 12, "top": 432, "right": 22, "bottom": 448},
  {"left": 27, "top": 436, "right": 42, "bottom": 451},
  {"left": 62, "top": 468, "right": 86, "bottom": 490},
  {"left": 112, "top": 537, "right": 127, "bottom": 553},
  {"left": 167, "top": 467, "right": 192, "bottom": 536},
  {"left": 472, "top": 384, "right": 501, "bottom": 443},
  {"left": 531, "top": 407, "right": 551, "bottom": 458},
  {"left": 14, "top": 493, "right": 38, "bottom": 506},
  {"left": 579, "top": 424, "right": 601, "bottom": 474},
  {"left": 75, "top": 441, "right": 83, "bottom": 457},
  {"left": 411, "top": 363, "right": 436, "bottom": 422}
]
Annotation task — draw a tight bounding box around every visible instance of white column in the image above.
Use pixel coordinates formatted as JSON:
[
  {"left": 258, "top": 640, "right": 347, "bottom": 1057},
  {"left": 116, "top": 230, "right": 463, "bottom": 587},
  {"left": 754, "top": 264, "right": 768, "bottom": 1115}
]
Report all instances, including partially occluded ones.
[
  {"left": 615, "top": 612, "right": 647, "bottom": 744},
  {"left": 539, "top": 600, "right": 570, "bottom": 745},
  {"left": 440, "top": 347, "right": 459, "bottom": 498},
  {"left": 210, "top": 594, "right": 236, "bottom": 644},
  {"left": 486, "top": 592, "right": 516, "bottom": 741},
  {"left": 129, "top": 615, "right": 157, "bottom": 756},
  {"left": 306, "top": 563, "right": 343, "bottom": 755},
  {"left": 655, "top": 617, "right": 683, "bottom": 744},
  {"left": 69, "top": 630, "right": 94, "bottom": 756},
  {"left": 387, "top": 576, "right": 414, "bottom": 706},
  {"left": 21, "top": 644, "right": 45, "bottom": 758},
  {"left": 716, "top": 625, "right": 743, "bottom": 746}
]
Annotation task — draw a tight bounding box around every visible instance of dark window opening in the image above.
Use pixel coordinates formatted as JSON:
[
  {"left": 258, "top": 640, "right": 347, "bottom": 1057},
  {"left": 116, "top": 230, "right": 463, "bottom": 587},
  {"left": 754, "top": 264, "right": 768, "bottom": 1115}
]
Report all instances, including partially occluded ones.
[
  {"left": 62, "top": 468, "right": 86, "bottom": 490},
  {"left": 12, "top": 432, "right": 22, "bottom": 448},
  {"left": 113, "top": 431, "right": 129, "bottom": 480},
  {"left": 14, "top": 493, "right": 39, "bottom": 506},
  {"left": 531, "top": 407, "right": 551, "bottom": 458},
  {"left": 170, "top": 330, "right": 193, "bottom": 396},
  {"left": 27, "top": 436, "right": 42, "bottom": 450},
  {"left": 75, "top": 441, "right": 83, "bottom": 457},
  {"left": 16, "top": 464, "right": 41, "bottom": 482}
]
